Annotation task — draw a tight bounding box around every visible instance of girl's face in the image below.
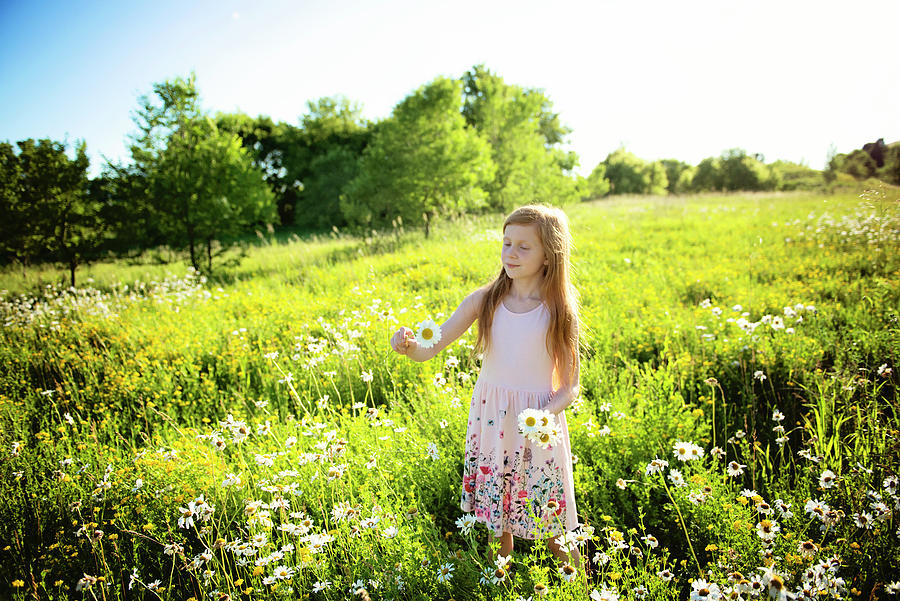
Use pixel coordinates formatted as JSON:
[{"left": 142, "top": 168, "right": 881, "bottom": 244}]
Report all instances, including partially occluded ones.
[{"left": 502, "top": 223, "right": 548, "bottom": 280}]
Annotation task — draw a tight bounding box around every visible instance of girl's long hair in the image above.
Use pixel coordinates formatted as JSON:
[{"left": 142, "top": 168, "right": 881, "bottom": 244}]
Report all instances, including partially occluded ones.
[{"left": 473, "top": 204, "right": 581, "bottom": 390}]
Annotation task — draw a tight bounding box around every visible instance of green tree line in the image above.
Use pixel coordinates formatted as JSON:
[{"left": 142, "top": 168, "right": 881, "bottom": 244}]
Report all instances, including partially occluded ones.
[{"left": 3, "top": 67, "right": 897, "bottom": 285}]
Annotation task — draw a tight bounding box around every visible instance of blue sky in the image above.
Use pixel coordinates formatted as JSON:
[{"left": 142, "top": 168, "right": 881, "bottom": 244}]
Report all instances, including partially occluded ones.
[{"left": 2, "top": 0, "right": 899, "bottom": 178}]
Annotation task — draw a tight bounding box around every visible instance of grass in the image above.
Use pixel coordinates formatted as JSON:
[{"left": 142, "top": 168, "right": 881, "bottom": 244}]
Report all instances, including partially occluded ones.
[{"left": 0, "top": 187, "right": 897, "bottom": 600}]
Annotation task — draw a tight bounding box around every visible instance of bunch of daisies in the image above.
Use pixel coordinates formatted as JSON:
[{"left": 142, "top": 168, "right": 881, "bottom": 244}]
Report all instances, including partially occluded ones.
[{"left": 517, "top": 408, "right": 562, "bottom": 450}]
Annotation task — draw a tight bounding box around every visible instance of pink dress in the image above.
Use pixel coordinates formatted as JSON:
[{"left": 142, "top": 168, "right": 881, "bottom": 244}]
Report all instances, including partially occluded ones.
[{"left": 460, "top": 299, "right": 579, "bottom": 539}]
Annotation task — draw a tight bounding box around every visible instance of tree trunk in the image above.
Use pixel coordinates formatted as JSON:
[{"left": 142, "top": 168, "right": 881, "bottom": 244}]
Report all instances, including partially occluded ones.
[
  {"left": 69, "top": 259, "right": 77, "bottom": 288},
  {"left": 189, "top": 234, "right": 199, "bottom": 272},
  {"left": 206, "top": 237, "right": 212, "bottom": 273}
]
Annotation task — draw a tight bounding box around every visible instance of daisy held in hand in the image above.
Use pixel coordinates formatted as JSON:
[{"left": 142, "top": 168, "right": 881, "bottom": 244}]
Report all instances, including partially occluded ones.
[{"left": 389, "top": 204, "right": 584, "bottom": 576}]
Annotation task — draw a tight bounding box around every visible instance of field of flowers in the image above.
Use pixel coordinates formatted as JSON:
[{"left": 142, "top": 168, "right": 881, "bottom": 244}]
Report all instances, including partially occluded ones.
[{"left": 1, "top": 187, "right": 898, "bottom": 600}]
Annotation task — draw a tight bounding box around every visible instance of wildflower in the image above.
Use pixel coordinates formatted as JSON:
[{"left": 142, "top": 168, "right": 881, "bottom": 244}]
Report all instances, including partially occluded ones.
[
  {"left": 668, "top": 469, "right": 686, "bottom": 487},
  {"left": 415, "top": 319, "right": 442, "bottom": 349},
  {"left": 272, "top": 565, "right": 294, "bottom": 580},
  {"left": 756, "top": 519, "right": 780, "bottom": 542},
  {"left": 599, "top": 402, "right": 611, "bottom": 412},
  {"left": 754, "top": 371, "right": 767, "bottom": 381},
  {"left": 690, "top": 579, "right": 722, "bottom": 601},
  {"left": 657, "top": 569, "right": 674, "bottom": 581},
  {"left": 163, "top": 542, "right": 183, "bottom": 556},
  {"left": 456, "top": 513, "right": 476, "bottom": 535},
  {"left": 741, "top": 489, "right": 758, "bottom": 498},
  {"left": 646, "top": 457, "right": 668, "bottom": 475},
  {"left": 673, "top": 441, "right": 698, "bottom": 461},
  {"left": 885, "top": 582, "right": 900, "bottom": 594},
  {"left": 759, "top": 565, "right": 788, "bottom": 601},
  {"left": 710, "top": 446, "right": 726, "bottom": 460},
  {"left": 877, "top": 364, "right": 892, "bottom": 378},
  {"left": 426, "top": 442, "right": 440, "bottom": 461},
  {"left": 883, "top": 475, "right": 898, "bottom": 495},
  {"left": 797, "top": 540, "right": 817, "bottom": 558},
  {"left": 177, "top": 503, "right": 196, "bottom": 529},
  {"left": 361, "top": 370, "right": 373, "bottom": 383},
  {"left": 641, "top": 533, "right": 659, "bottom": 549},
  {"left": 727, "top": 461, "right": 746, "bottom": 477},
  {"left": 853, "top": 512, "right": 874, "bottom": 529},
  {"left": 591, "top": 586, "right": 619, "bottom": 600},
  {"left": 771, "top": 316, "right": 785, "bottom": 330},
  {"left": 313, "top": 580, "right": 331, "bottom": 592},
  {"left": 772, "top": 408, "right": 785, "bottom": 422},
  {"left": 76, "top": 574, "right": 98, "bottom": 592},
  {"left": 382, "top": 526, "right": 398, "bottom": 538},
  {"left": 360, "top": 516, "right": 380, "bottom": 529},
  {"left": 437, "top": 562, "right": 454, "bottom": 583},
  {"left": 517, "top": 407, "right": 541, "bottom": 434},
  {"left": 616, "top": 478, "right": 627, "bottom": 490},
  {"left": 819, "top": 470, "right": 837, "bottom": 489},
  {"left": 534, "top": 583, "right": 549, "bottom": 597}
]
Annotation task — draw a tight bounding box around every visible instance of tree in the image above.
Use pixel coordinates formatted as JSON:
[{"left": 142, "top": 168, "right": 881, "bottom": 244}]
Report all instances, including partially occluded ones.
[
  {"left": 660, "top": 159, "right": 692, "bottom": 194},
  {"left": 0, "top": 138, "right": 104, "bottom": 284},
  {"left": 293, "top": 97, "right": 371, "bottom": 229},
  {"left": 577, "top": 162, "right": 610, "bottom": 200},
  {"left": 602, "top": 148, "right": 668, "bottom": 195},
  {"left": 341, "top": 77, "right": 494, "bottom": 237},
  {"left": 719, "top": 148, "right": 776, "bottom": 191},
  {"left": 842, "top": 149, "right": 877, "bottom": 180},
  {"left": 461, "top": 65, "right": 577, "bottom": 212},
  {"left": 128, "top": 73, "right": 276, "bottom": 272},
  {"left": 877, "top": 144, "right": 900, "bottom": 185},
  {"left": 690, "top": 157, "right": 723, "bottom": 192}
]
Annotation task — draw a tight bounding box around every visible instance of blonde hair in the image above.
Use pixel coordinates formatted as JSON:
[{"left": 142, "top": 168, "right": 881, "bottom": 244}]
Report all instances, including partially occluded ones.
[{"left": 473, "top": 204, "right": 581, "bottom": 389}]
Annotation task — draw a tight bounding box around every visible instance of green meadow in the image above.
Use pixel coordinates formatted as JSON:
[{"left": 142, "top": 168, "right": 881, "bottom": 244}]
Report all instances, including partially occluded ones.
[{"left": 1, "top": 188, "right": 898, "bottom": 600}]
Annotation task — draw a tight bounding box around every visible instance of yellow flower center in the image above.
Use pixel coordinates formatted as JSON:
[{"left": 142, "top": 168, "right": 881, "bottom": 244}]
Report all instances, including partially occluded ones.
[
  {"left": 422, "top": 328, "right": 433, "bottom": 340},
  {"left": 525, "top": 416, "right": 536, "bottom": 427},
  {"left": 540, "top": 433, "right": 550, "bottom": 443}
]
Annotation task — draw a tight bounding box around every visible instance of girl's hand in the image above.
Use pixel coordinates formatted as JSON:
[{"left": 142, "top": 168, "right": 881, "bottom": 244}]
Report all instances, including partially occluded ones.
[{"left": 390, "top": 327, "right": 417, "bottom": 356}]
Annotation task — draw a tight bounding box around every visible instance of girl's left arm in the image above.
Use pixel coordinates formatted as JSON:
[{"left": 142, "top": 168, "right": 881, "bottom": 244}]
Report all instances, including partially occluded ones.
[{"left": 546, "top": 323, "right": 581, "bottom": 416}]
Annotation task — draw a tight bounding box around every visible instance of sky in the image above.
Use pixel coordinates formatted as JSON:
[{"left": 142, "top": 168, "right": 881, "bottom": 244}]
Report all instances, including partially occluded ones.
[{"left": 2, "top": 0, "right": 899, "bottom": 178}]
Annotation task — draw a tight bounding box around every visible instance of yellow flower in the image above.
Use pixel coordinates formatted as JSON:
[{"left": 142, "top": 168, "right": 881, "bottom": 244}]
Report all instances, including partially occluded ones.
[{"left": 12, "top": 580, "right": 24, "bottom": 588}]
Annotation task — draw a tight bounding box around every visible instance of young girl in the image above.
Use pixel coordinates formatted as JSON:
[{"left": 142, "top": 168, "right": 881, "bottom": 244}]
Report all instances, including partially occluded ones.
[{"left": 389, "top": 204, "right": 583, "bottom": 572}]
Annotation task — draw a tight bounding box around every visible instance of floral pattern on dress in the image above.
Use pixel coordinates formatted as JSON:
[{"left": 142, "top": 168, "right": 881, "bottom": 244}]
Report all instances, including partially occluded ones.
[{"left": 459, "top": 387, "right": 576, "bottom": 540}]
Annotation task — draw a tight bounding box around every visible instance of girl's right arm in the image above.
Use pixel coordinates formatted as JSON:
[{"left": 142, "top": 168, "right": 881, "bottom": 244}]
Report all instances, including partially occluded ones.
[{"left": 390, "top": 287, "right": 486, "bottom": 362}]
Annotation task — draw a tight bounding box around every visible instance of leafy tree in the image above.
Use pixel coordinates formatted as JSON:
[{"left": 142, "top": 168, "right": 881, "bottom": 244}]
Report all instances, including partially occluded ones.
[
  {"left": 769, "top": 160, "right": 822, "bottom": 191},
  {"left": 461, "top": 65, "right": 577, "bottom": 211},
  {"left": 690, "top": 157, "right": 724, "bottom": 192},
  {"left": 719, "top": 148, "right": 777, "bottom": 191},
  {"left": 644, "top": 160, "right": 669, "bottom": 195},
  {"left": 577, "top": 162, "right": 610, "bottom": 200},
  {"left": 0, "top": 138, "right": 104, "bottom": 284},
  {"left": 293, "top": 97, "right": 370, "bottom": 229},
  {"left": 341, "top": 77, "right": 494, "bottom": 237},
  {"left": 301, "top": 146, "right": 361, "bottom": 230},
  {"left": 602, "top": 148, "right": 667, "bottom": 195},
  {"left": 129, "top": 73, "right": 276, "bottom": 272},
  {"left": 660, "top": 159, "right": 692, "bottom": 194},
  {"left": 877, "top": 143, "right": 900, "bottom": 185},
  {"left": 215, "top": 113, "right": 298, "bottom": 225},
  {"left": 842, "top": 149, "right": 877, "bottom": 180}
]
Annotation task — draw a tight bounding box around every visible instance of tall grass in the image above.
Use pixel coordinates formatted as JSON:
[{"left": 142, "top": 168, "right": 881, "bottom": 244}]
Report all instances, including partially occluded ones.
[{"left": 1, "top": 188, "right": 897, "bottom": 600}]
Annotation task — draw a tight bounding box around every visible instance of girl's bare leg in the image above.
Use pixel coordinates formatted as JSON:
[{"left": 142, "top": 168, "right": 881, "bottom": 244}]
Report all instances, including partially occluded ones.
[{"left": 487, "top": 530, "right": 514, "bottom": 561}]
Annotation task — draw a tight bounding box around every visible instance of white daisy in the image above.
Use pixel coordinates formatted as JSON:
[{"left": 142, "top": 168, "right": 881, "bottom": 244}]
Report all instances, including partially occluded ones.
[{"left": 415, "top": 319, "right": 442, "bottom": 349}]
